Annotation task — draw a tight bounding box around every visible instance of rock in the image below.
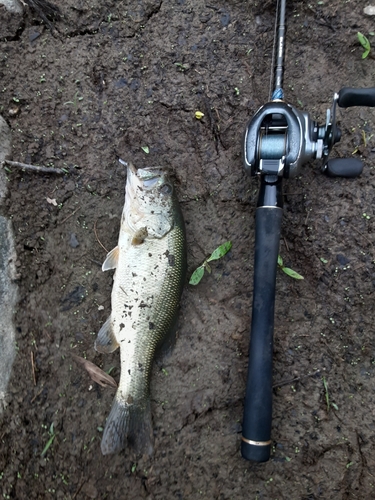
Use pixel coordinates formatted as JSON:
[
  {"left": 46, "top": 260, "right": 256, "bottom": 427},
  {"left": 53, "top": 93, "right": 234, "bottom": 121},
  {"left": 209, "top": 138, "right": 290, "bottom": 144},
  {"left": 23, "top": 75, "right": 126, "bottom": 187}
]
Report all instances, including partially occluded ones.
[
  {"left": 0, "top": 0, "right": 23, "bottom": 14},
  {"left": 69, "top": 233, "right": 80, "bottom": 248},
  {"left": 0, "top": 0, "right": 23, "bottom": 39},
  {"left": 364, "top": 5, "right": 375, "bottom": 15},
  {"left": 0, "top": 115, "right": 18, "bottom": 416}
]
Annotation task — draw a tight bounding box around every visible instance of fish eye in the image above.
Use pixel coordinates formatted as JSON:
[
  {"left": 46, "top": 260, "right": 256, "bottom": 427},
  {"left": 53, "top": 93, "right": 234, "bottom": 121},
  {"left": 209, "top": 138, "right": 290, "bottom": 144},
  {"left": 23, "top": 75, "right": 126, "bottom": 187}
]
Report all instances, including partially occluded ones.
[{"left": 159, "top": 183, "right": 173, "bottom": 195}]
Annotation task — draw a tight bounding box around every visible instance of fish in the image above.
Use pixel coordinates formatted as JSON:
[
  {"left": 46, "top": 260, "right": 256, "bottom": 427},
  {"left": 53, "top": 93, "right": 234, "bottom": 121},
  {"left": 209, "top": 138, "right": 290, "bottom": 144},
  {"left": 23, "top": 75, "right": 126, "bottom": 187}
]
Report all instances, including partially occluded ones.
[{"left": 95, "top": 162, "right": 187, "bottom": 455}]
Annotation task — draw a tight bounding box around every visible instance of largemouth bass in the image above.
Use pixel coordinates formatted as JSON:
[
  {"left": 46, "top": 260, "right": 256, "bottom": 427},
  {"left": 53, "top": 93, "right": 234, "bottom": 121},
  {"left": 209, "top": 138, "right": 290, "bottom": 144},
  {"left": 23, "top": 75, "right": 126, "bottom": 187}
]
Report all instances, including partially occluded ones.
[{"left": 95, "top": 163, "right": 186, "bottom": 455}]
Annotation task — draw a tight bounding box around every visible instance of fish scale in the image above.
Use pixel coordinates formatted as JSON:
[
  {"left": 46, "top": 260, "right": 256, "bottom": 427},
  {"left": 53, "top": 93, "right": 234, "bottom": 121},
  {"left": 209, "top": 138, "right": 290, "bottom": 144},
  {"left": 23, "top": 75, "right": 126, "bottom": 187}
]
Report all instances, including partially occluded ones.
[
  {"left": 95, "top": 163, "right": 186, "bottom": 455},
  {"left": 114, "top": 227, "right": 185, "bottom": 400}
]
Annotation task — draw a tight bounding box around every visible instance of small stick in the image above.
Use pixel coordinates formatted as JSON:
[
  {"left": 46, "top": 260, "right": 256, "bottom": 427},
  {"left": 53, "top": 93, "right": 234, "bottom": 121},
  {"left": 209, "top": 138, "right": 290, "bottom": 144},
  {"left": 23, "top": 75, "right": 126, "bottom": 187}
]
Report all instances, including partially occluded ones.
[
  {"left": 31, "top": 351, "right": 37, "bottom": 386},
  {"left": 3, "top": 160, "right": 65, "bottom": 175},
  {"left": 72, "top": 477, "right": 85, "bottom": 499},
  {"left": 31, "top": 386, "right": 44, "bottom": 403},
  {"left": 304, "top": 210, "right": 310, "bottom": 226},
  {"left": 94, "top": 219, "right": 109, "bottom": 253},
  {"left": 60, "top": 206, "right": 80, "bottom": 224},
  {"left": 351, "top": 225, "right": 374, "bottom": 250},
  {"left": 273, "top": 369, "right": 320, "bottom": 389}
]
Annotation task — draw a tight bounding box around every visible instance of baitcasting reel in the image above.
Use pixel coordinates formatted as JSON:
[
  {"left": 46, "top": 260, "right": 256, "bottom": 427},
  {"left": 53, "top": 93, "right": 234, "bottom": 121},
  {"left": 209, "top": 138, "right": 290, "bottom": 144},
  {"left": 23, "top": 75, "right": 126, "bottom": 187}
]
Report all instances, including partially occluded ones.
[{"left": 243, "top": 87, "right": 375, "bottom": 181}]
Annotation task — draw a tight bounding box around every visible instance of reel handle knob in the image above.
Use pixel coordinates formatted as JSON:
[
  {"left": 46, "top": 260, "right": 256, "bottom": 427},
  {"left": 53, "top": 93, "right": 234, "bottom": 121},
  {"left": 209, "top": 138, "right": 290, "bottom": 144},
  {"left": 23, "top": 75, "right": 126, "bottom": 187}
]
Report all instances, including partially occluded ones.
[
  {"left": 325, "top": 158, "right": 363, "bottom": 178},
  {"left": 338, "top": 87, "right": 375, "bottom": 108}
]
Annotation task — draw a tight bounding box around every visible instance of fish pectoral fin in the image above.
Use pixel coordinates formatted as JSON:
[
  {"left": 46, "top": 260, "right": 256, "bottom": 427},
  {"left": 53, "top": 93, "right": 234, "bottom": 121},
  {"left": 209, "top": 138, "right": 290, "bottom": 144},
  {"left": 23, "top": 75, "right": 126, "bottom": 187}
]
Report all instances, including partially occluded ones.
[
  {"left": 94, "top": 316, "right": 119, "bottom": 354},
  {"left": 102, "top": 246, "right": 119, "bottom": 271},
  {"left": 131, "top": 227, "right": 148, "bottom": 245},
  {"left": 101, "top": 395, "right": 153, "bottom": 456}
]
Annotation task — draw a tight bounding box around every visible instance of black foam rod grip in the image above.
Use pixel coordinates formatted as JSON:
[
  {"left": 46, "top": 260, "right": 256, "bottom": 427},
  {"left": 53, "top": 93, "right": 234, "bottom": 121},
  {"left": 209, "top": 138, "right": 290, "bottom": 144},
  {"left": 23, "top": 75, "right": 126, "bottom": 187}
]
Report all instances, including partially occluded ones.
[
  {"left": 325, "top": 158, "right": 363, "bottom": 178},
  {"left": 241, "top": 206, "right": 283, "bottom": 462},
  {"left": 338, "top": 88, "right": 375, "bottom": 108}
]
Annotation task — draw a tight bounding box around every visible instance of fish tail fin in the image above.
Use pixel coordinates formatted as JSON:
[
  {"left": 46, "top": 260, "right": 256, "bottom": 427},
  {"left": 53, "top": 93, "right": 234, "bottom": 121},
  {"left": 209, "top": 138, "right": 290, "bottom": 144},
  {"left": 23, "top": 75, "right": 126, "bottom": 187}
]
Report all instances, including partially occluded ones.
[{"left": 100, "top": 392, "right": 153, "bottom": 456}]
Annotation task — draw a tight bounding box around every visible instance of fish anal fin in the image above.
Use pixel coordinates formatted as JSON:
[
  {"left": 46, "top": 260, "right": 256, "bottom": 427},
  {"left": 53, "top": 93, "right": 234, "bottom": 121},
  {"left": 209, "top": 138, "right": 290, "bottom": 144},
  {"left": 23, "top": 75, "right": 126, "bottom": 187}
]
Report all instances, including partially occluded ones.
[
  {"left": 101, "top": 394, "right": 153, "bottom": 456},
  {"left": 102, "top": 246, "right": 119, "bottom": 271},
  {"left": 95, "top": 316, "right": 119, "bottom": 354}
]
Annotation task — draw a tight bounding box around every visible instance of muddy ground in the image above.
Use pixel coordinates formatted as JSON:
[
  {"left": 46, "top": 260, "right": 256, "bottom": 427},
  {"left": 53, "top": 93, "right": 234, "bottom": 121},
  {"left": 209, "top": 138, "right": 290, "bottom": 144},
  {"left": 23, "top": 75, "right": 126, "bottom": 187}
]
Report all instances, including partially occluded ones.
[{"left": 1, "top": 0, "right": 375, "bottom": 498}]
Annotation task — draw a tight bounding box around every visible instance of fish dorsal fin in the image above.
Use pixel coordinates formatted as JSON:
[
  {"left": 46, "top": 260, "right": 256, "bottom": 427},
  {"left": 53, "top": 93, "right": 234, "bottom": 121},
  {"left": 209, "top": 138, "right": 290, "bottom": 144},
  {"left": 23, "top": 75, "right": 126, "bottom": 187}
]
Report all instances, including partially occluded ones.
[
  {"left": 95, "top": 316, "right": 119, "bottom": 353},
  {"left": 102, "top": 246, "right": 119, "bottom": 271}
]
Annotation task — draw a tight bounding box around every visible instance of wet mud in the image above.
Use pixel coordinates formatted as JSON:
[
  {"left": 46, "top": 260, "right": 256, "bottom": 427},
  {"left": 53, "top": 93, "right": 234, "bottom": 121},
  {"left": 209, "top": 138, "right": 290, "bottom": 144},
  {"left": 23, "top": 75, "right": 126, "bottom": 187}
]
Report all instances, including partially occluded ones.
[{"left": 1, "top": 0, "right": 375, "bottom": 498}]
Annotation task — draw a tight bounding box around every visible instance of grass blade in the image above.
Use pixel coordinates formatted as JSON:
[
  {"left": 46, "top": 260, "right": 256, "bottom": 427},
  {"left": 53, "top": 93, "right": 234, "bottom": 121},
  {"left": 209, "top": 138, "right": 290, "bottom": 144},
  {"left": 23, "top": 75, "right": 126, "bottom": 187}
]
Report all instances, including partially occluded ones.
[{"left": 41, "top": 434, "right": 55, "bottom": 457}]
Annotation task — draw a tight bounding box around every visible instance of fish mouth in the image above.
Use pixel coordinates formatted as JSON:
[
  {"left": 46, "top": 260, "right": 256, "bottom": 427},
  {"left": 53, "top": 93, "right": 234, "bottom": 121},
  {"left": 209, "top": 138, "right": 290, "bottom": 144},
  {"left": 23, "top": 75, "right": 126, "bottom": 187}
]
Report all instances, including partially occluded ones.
[
  {"left": 126, "top": 164, "right": 167, "bottom": 192},
  {"left": 124, "top": 164, "right": 169, "bottom": 228}
]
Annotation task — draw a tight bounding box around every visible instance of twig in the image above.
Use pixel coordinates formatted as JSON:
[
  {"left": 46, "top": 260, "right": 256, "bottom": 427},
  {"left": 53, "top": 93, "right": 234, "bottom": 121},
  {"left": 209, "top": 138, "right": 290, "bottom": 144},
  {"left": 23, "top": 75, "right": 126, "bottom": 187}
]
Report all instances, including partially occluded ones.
[
  {"left": 273, "top": 369, "right": 320, "bottom": 389},
  {"left": 30, "top": 350, "right": 36, "bottom": 386},
  {"left": 31, "top": 386, "right": 44, "bottom": 403},
  {"left": 60, "top": 206, "right": 80, "bottom": 224},
  {"left": 23, "top": 0, "right": 61, "bottom": 31},
  {"left": 73, "top": 477, "right": 85, "bottom": 499},
  {"left": 3, "top": 160, "right": 65, "bottom": 175},
  {"left": 88, "top": 258, "right": 103, "bottom": 268},
  {"left": 94, "top": 219, "right": 109, "bottom": 253},
  {"left": 304, "top": 210, "right": 310, "bottom": 226},
  {"left": 351, "top": 225, "right": 374, "bottom": 250}
]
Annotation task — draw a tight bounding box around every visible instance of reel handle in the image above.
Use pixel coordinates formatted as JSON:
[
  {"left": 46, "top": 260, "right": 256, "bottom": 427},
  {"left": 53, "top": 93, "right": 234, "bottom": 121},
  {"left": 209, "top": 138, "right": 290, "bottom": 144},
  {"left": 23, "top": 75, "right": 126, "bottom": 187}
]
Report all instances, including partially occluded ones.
[
  {"left": 241, "top": 205, "right": 283, "bottom": 462},
  {"left": 338, "top": 87, "right": 375, "bottom": 108},
  {"left": 325, "top": 158, "right": 363, "bottom": 178}
]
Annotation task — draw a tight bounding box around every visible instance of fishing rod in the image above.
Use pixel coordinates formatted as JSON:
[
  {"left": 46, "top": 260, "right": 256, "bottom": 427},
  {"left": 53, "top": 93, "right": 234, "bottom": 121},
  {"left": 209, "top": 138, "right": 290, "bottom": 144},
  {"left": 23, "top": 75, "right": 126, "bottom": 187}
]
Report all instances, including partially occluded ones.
[{"left": 241, "top": 0, "right": 375, "bottom": 462}]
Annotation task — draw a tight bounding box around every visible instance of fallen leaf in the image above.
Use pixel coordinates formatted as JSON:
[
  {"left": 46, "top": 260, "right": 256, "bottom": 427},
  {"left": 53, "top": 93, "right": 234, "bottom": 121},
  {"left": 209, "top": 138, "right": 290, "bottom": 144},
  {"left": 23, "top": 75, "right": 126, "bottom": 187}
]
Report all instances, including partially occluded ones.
[{"left": 72, "top": 354, "right": 117, "bottom": 388}]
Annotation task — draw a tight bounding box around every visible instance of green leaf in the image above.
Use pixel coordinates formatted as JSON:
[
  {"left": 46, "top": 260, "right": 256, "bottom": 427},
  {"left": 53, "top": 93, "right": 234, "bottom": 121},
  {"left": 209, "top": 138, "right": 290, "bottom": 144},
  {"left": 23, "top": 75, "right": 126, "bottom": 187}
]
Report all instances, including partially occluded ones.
[
  {"left": 141, "top": 146, "right": 149, "bottom": 154},
  {"left": 189, "top": 266, "right": 205, "bottom": 285},
  {"left": 206, "top": 241, "right": 232, "bottom": 262},
  {"left": 357, "top": 32, "right": 371, "bottom": 58},
  {"left": 41, "top": 434, "right": 55, "bottom": 457},
  {"left": 277, "top": 255, "right": 283, "bottom": 267},
  {"left": 282, "top": 267, "right": 304, "bottom": 280},
  {"left": 358, "top": 32, "right": 371, "bottom": 50},
  {"left": 322, "top": 376, "right": 330, "bottom": 411},
  {"left": 320, "top": 257, "right": 328, "bottom": 264},
  {"left": 322, "top": 376, "right": 328, "bottom": 392}
]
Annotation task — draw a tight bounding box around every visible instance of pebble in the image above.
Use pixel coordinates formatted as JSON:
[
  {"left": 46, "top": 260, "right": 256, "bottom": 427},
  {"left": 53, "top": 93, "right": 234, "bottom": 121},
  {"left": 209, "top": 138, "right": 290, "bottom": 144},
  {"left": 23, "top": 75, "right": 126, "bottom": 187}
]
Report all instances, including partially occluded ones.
[
  {"left": 69, "top": 233, "right": 79, "bottom": 248},
  {"left": 364, "top": 5, "right": 375, "bottom": 15}
]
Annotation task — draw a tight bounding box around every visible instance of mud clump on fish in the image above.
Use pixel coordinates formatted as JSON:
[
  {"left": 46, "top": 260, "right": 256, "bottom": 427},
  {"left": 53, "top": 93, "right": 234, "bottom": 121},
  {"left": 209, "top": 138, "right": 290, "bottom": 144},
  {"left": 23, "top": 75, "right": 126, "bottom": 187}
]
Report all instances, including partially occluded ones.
[{"left": 95, "top": 163, "right": 187, "bottom": 455}]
